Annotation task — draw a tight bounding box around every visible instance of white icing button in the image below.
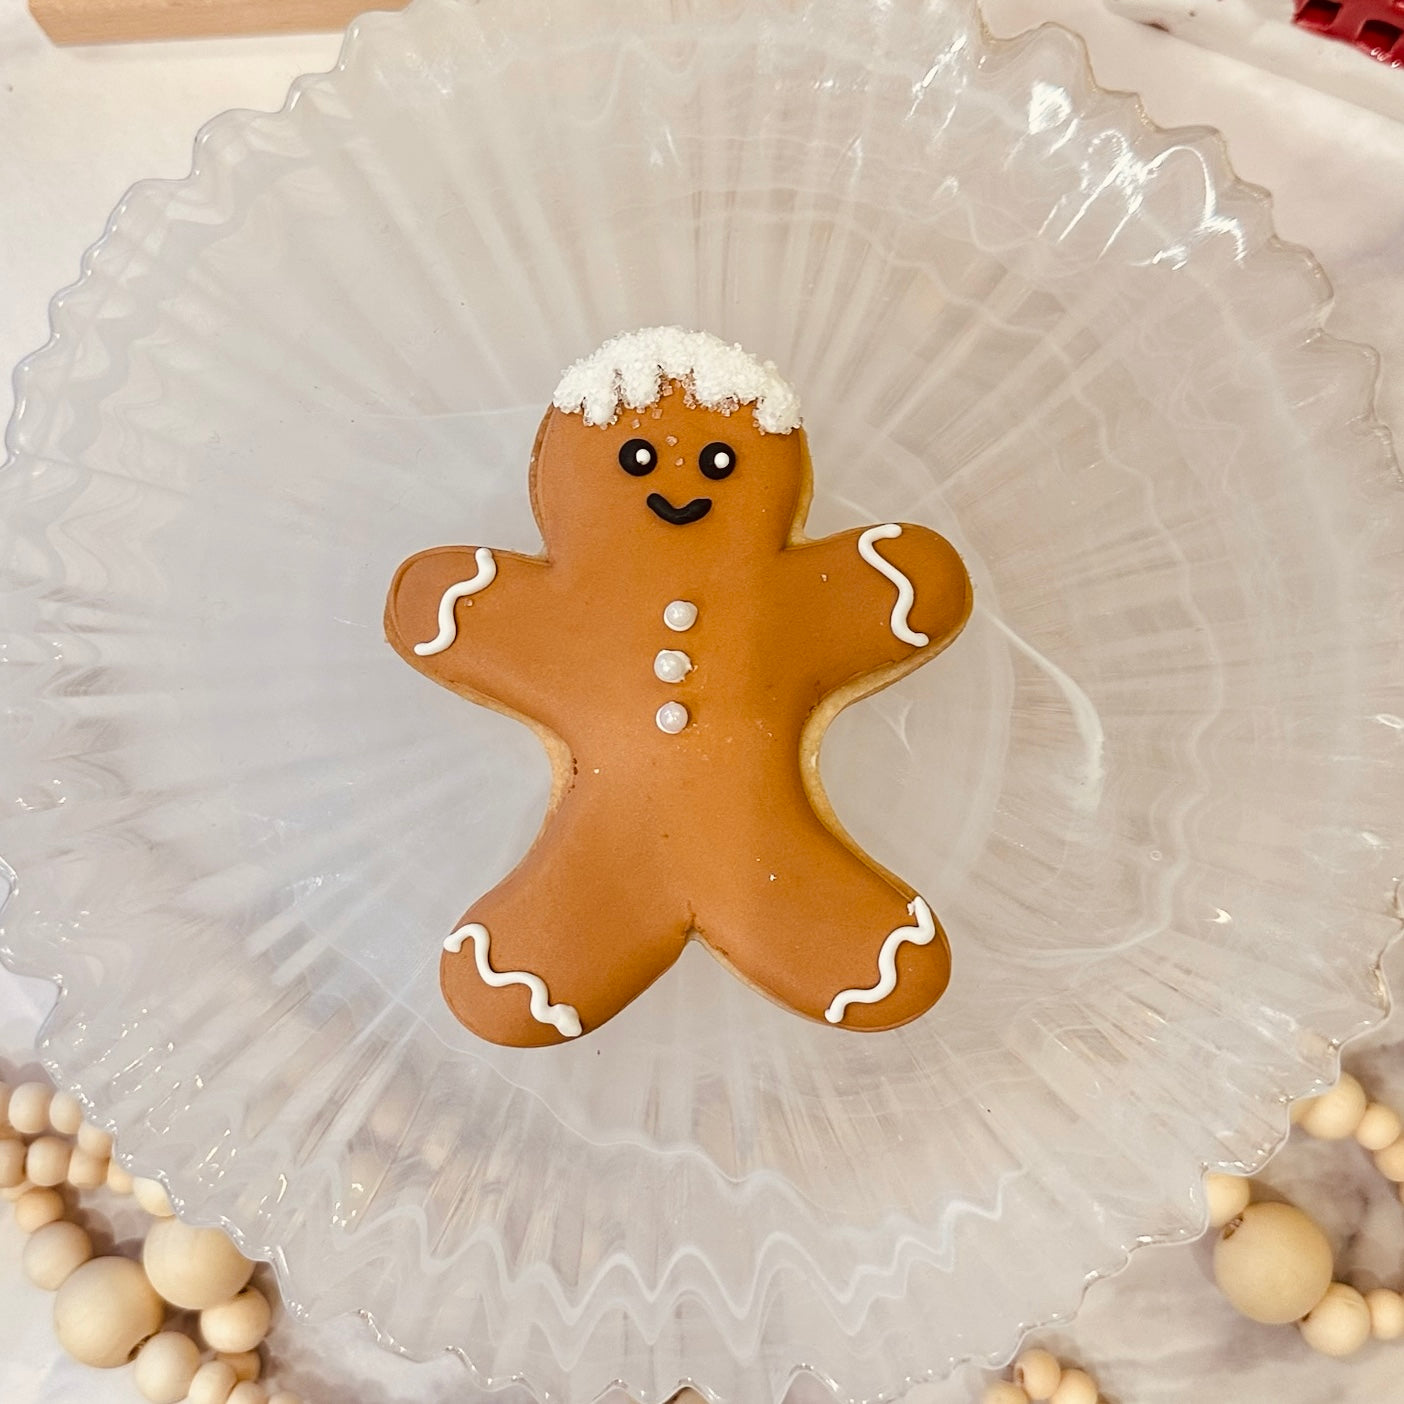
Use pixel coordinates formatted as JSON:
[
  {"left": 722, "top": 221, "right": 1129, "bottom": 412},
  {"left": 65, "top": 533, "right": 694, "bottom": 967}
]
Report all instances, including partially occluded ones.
[
  {"left": 653, "top": 649, "right": 692, "bottom": 683},
  {"left": 655, "top": 701, "right": 689, "bottom": 735},
  {"left": 663, "top": 599, "right": 698, "bottom": 632}
]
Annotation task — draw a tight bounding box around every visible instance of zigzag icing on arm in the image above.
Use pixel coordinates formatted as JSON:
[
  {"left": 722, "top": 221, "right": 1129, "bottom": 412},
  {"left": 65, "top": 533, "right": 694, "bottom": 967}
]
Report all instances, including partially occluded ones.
[
  {"left": 857, "top": 524, "right": 929, "bottom": 647},
  {"left": 413, "top": 547, "right": 497, "bottom": 656},
  {"left": 824, "top": 896, "right": 937, "bottom": 1024},
  {"left": 443, "top": 923, "right": 582, "bottom": 1037}
]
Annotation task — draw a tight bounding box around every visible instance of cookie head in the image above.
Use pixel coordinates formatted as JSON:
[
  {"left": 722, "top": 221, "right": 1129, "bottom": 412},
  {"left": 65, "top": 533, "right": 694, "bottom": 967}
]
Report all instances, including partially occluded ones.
[{"left": 539, "top": 328, "right": 808, "bottom": 556}]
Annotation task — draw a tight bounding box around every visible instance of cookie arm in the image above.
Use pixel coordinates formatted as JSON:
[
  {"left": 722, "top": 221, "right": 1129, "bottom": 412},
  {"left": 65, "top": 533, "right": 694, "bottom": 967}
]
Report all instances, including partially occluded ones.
[
  {"left": 385, "top": 544, "right": 557, "bottom": 714},
  {"left": 783, "top": 523, "right": 972, "bottom": 693}
]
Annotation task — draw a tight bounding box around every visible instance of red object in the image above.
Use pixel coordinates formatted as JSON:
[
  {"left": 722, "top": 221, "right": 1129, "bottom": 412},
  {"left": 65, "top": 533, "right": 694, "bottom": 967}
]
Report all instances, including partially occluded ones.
[{"left": 1294, "top": 0, "right": 1404, "bottom": 67}]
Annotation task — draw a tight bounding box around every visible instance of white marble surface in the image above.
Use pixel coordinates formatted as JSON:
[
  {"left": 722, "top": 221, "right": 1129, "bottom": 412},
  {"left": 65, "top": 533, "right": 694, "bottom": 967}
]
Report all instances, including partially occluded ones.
[{"left": 2, "top": 1, "right": 1403, "bottom": 1400}]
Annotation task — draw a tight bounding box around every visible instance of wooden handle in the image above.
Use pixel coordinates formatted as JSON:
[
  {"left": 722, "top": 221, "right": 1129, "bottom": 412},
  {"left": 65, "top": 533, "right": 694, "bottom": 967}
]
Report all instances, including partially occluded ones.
[{"left": 30, "top": 0, "right": 407, "bottom": 44}]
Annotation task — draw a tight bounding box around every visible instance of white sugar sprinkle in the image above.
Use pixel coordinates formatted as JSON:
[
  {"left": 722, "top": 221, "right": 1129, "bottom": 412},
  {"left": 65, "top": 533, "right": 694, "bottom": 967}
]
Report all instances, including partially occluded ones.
[{"left": 553, "top": 327, "right": 801, "bottom": 434}]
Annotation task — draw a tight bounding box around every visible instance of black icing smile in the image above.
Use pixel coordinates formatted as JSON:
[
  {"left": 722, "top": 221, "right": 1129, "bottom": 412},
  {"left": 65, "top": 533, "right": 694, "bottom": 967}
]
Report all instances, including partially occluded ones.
[{"left": 646, "top": 493, "right": 713, "bottom": 525}]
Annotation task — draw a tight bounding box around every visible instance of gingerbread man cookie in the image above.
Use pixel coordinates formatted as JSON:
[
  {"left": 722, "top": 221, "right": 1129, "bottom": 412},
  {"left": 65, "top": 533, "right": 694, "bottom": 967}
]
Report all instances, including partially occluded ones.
[{"left": 386, "top": 328, "right": 972, "bottom": 1047}]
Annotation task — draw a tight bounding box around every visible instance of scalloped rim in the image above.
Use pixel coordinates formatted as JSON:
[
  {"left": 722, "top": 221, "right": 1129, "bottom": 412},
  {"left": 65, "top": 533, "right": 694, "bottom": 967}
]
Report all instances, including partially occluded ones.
[{"left": 2, "top": 2, "right": 1400, "bottom": 1401}]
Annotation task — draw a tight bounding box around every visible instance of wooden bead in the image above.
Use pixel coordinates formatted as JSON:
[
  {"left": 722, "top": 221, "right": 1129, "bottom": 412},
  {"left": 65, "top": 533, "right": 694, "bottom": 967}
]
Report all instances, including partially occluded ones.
[
  {"left": 77, "top": 1122, "right": 113, "bottom": 1158},
  {"left": 133, "top": 1177, "right": 175, "bottom": 1217},
  {"left": 23, "top": 1220, "right": 92, "bottom": 1290},
  {"left": 25, "top": 1135, "right": 71, "bottom": 1188},
  {"left": 107, "top": 1161, "right": 134, "bottom": 1195},
  {"left": 200, "top": 1286, "right": 271, "bottom": 1353},
  {"left": 1300, "top": 1281, "right": 1371, "bottom": 1356},
  {"left": 1013, "top": 1349, "right": 1062, "bottom": 1401},
  {"left": 13, "top": 1186, "right": 66, "bottom": 1233},
  {"left": 1354, "top": 1102, "right": 1402, "bottom": 1152},
  {"left": 1213, "top": 1201, "right": 1333, "bottom": 1324},
  {"left": 1297, "top": 1073, "right": 1368, "bottom": 1140},
  {"left": 189, "top": 1360, "right": 239, "bottom": 1404},
  {"left": 66, "top": 1147, "right": 107, "bottom": 1190},
  {"left": 54, "top": 1257, "right": 165, "bottom": 1367},
  {"left": 266, "top": 1395, "right": 302, "bottom": 1404},
  {"left": 143, "top": 1217, "right": 255, "bottom": 1309},
  {"left": 218, "top": 1349, "right": 262, "bottom": 1381},
  {"left": 983, "top": 1382, "right": 1031, "bottom": 1404},
  {"left": 1375, "top": 1137, "right": 1404, "bottom": 1181},
  {"left": 8, "top": 1081, "right": 53, "bottom": 1136},
  {"left": 1049, "top": 1368, "right": 1098, "bottom": 1404},
  {"left": 133, "top": 1331, "right": 202, "bottom": 1404},
  {"left": 1204, "top": 1173, "right": 1252, "bottom": 1229},
  {"left": 0, "top": 1137, "right": 28, "bottom": 1188},
  {"left": 1366, "top": 1286, "right": 1404, "bottom": 1341},
  {"left": 47, "top": 1090, "right": 84, "bottom": 1136},
  {"left": 228, "top": 1384, "right": 268, "bottom": 1404}
]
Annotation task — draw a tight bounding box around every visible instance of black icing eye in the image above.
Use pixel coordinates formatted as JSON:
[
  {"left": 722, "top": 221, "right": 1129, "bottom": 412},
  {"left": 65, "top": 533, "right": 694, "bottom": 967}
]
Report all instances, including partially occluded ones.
[
  {"left": 619, "top": 438, "right": 657, "bottom": 476},
  {"left": 699, "top": 442, "right": 736, "bottom": 481}
]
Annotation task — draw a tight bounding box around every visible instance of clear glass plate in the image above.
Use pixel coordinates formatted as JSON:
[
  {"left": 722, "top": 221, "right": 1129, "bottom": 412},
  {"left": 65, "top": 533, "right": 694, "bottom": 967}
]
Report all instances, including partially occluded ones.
[{"left": 1, "top": 1, "right": 1401, "bottom": 1400}]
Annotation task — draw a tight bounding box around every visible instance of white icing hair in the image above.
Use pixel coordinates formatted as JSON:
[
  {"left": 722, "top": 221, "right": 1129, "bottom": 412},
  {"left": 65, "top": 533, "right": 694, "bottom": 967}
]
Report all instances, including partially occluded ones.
[{"left": 552, "top": 327, "right": 802, "bottom": 435}]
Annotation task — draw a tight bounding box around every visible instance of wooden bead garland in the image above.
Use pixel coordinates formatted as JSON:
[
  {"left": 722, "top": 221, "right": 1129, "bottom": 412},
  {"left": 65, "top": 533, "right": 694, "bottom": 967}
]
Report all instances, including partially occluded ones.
[
  {"left": 201, "top": 1286, "right": 273, "bottom": 1354},
  {"left": 1294, "top": 1071, "right": 1367, "bottom": 1139},
  {"left": 1013, "top": 1347, "right": 1061, "bottom": 1399},
  {"left": 982, "top": 1383, "right": 1032, "bottom": 1404},
  {"left": 54, "top": 1256, "right": 164, "bottom": 1367},
  {"left": 9, "top": 1081, "right": 54, "bottom": 1136},
  {"left": 14, "top": 1186, "right": 66, "bottom": 1233},
  {"left": 134, "top": 1331, "right": 203, "bottom": 1404},
  {"left": 0, "top": 1136, "right": 27, "bottom": 1189},
  {"left": 26, "top": 1133, "right": 73, "bottom": 1188},
  {"left": 144, "top": 1216, "right": 257, "bottom": 1309},
  {"left": 189, "top": 1358, "right": 240, "bottom": 1404},
  {"left": 0, "top": 1070, "right": 307, "bottom": 1404},
  {"left": 1212, "top": 1200, "right": 1334, "bottom": 1323},
  {"left": 24, "top": 1220, "right": 93, "bottom": 1291},
  {"left": 982, "top": 1350, "right": 1104, "bottom": 1404},
  {"left": 76, "top": 1120, "right": 114, "bottom": 1158},
  {"left": 134, "top": 1175, "right": 177, "bottom": 1218},
  {"left": 220, "top": 1348, "right": 264, "bottom": 1382},
  {"left": 1049, "top": 1369, "right": 1099, "bottom": 1404},
  {"left": 67, "top": 1146, "right": 110, "bottom": 1190},
  {"left": 1203, "top": 1068, "right": 1404, "bottom": 1358},
  {"left": 1366, "top": 1286, "right": 1404, "bottom": 1340},
  {"left": 1299, "top": 1281, "right": 1371, "bottom": 1357},
  {"left": 979, "top": 1068, "right": 1404, "bottom": 1403},
  {"left": 48, "top": 1090, "right": 84, "bottom": 1137}
]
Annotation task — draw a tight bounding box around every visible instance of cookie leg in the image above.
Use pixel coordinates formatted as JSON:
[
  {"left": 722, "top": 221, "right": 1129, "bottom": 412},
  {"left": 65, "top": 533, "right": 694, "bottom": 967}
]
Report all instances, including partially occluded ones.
[
  {"left": 440, "top": 795, "right": 688, "bottom": 1047},
  {"left": 695, "top": 820, "right": 951, "bottom": 1032}
]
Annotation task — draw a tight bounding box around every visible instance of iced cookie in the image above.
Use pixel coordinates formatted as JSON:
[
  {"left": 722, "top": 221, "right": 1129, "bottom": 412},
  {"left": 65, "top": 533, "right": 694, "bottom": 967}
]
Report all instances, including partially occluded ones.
[{"left": 385, "top": 327, "right": 972, "bottom": 1046}]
